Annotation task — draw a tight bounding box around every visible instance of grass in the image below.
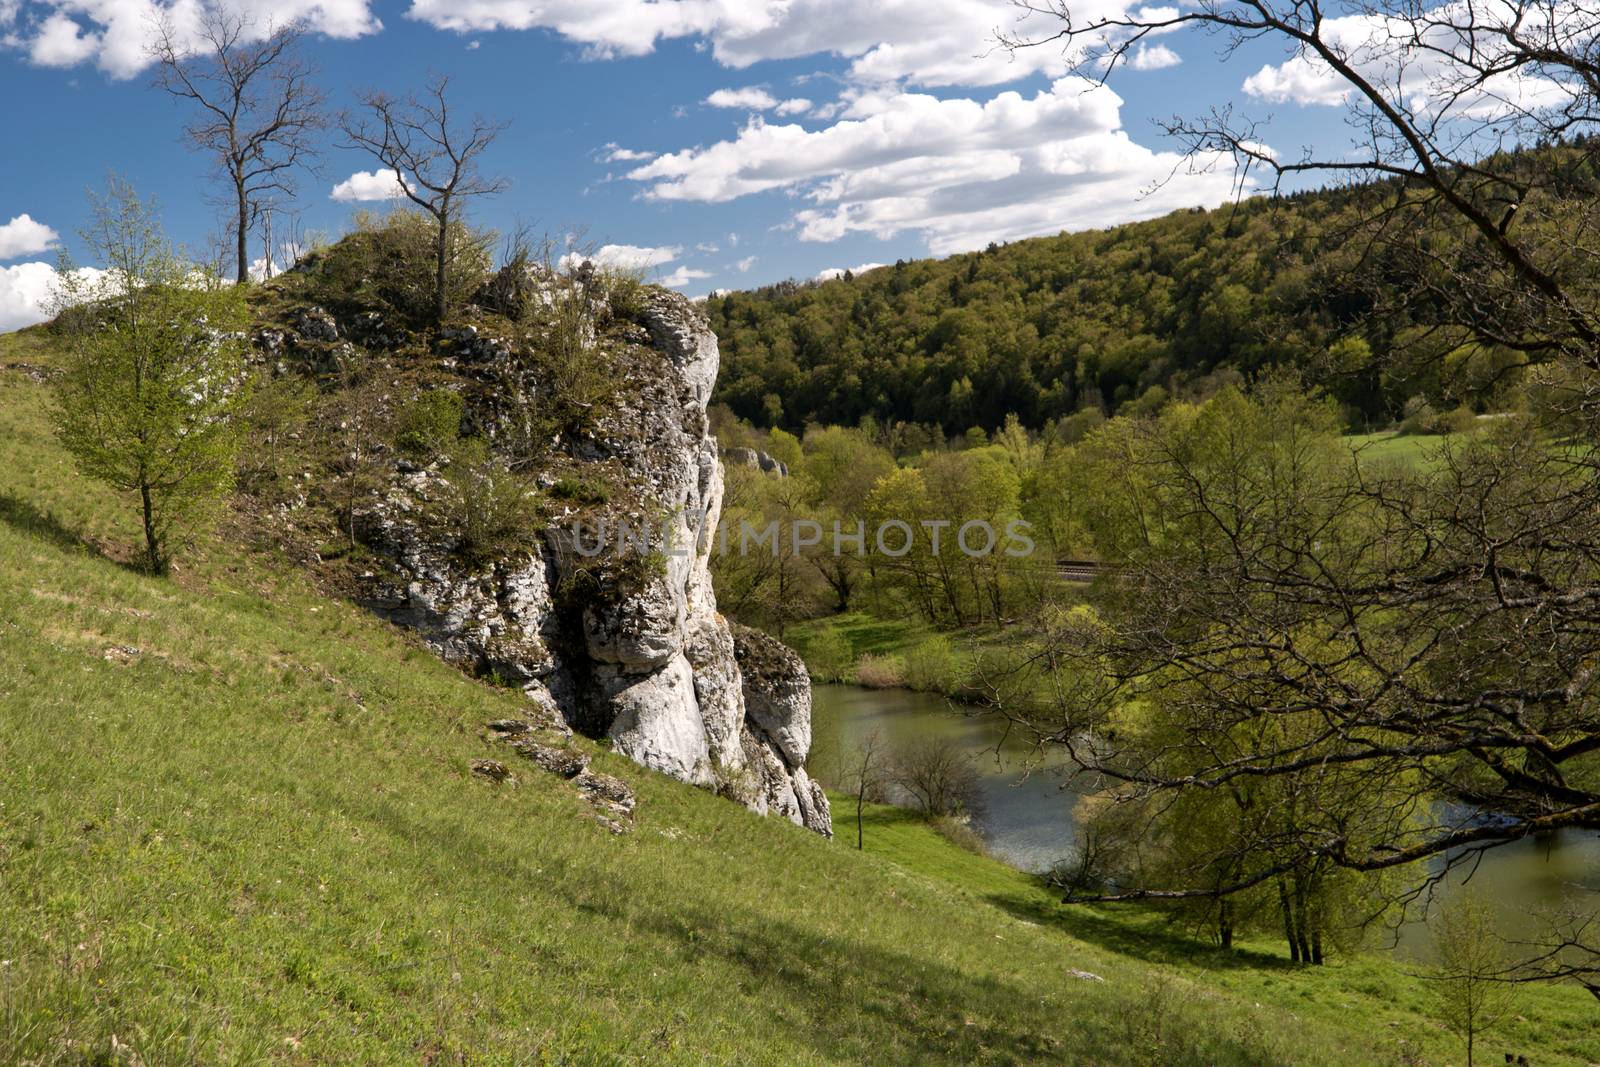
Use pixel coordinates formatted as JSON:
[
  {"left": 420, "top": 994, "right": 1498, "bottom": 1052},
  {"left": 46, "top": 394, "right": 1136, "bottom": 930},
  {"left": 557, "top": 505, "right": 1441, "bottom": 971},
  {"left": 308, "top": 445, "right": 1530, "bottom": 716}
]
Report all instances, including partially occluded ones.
[
  {"left": 3, "top": 334, "right": 1598, "bottom": 1064},
  {"left": 1344, "top": 430, "right": 1448, "bottom": 467},
  {"left": 840, "top": 802, "right": 1600, "bottom": 1067}
]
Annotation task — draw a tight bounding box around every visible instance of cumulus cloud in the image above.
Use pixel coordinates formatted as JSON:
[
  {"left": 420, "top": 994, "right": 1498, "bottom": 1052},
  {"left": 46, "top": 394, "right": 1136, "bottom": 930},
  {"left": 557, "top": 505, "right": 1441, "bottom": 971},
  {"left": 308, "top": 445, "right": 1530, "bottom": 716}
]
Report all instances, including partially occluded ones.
[
  {"left": 330, "top": 169, "right": 409, "bottom": 202},
  {"left": 7, "top": 1, "right": 381, "bottom": 78},
  {"left": 28, "top": 11, "right": 96, "bottom": 66},
  {"left": 600, "top": 142, "right": 654, "bottom": 162},
  {"left": 558, "top": 243, "right": 681, "bottom": 272},
  {"left": 403, "top": 0, "right": 1128, "bottom": 88},
  {"left": 1240, "top": 3, "right": 1587, "bottom": 119},
  {"left": 1127, "top": 43, "right": 1180, "bottom": 71},
  {"left": 705, "top": 87, "right": 813, "bottom": 115},
  {"left": 624, "top": 77, "right": 1242, "bottom": 255},
  {"left": 734, "top": 255, "right": 757, "bottom": 272},
  {"left": 816, "top": 262, "right": 885, "bottom": 281},
  {"left": 0, "top": 260, "right": 106, "bottom": 333},
  {"left": 706, "top": 86, "right": 779, "bottom": 110},
  {"left": 660, "top": 264, "right": 711, "bottom": 288},
  {"left": 551, "top": 244, "right": 713, "bottom": 288},
  {"left": 249, "top": 242, "right": 309, "bottom": 281},
  {"left": 0, "top": 214, "right": 60, "bottom": 260}
]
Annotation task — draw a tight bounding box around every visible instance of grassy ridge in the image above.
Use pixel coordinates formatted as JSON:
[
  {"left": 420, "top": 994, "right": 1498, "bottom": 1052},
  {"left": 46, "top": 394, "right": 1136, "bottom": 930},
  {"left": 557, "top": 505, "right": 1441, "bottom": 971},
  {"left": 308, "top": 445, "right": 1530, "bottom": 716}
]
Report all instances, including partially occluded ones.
[{"left": 1, "top": 335, "right": 1596, "bottom": 1065}]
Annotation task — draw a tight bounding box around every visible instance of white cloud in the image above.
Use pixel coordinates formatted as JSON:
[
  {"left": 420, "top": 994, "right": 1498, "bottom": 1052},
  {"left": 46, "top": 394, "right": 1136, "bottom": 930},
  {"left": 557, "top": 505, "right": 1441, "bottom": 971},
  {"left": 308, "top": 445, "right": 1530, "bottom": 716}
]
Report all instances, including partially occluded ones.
[
  {"left": 249, "top": 242, "right": 308, "bottom": 281},
  {"left": 559, "top": 243, "right": 681, "bottom": 272},
  {"left": 625, "top": 77, "right": 1243, "bottom": 256},
  {"left": 816, "top": 262, "right": 885, "bottom": 281},
  {"left": 28, "top": 11, "right": 96, "bottom": 66},
  {"left": 600, "top": 142, "right": 655, "bottom": 162},
  {"left": 403, "top": 0, "right": 1129, "bottom": 89},
  {"left": 707, "top": 86, "right": 779, "bottom": 110},
  {"left": 0, "top": 214, "right": 60, "bottom": 260},
  {"left": 660, "top": 264, "right": 711, "bottom": 288},
  {"left": 330, "top": 169, "right": 409, "bottom": 202},
  {"left": 1240, "top": 3, "right": 1587, "bottom": 119},
  {"left": 734, "top": 255, "right": 757, "bottom": 272},
  {"left": 706, "top": 86, "right": 813, "bottom": 115},
  {"left": 9, "top": 0, "right": 381, "bottom": 79},
  {"left": 1127, "top": 43, "right": 1180, "bottom": 71},
  {"left": 0, "top": 260, "right": 106, "bottom": 333}
]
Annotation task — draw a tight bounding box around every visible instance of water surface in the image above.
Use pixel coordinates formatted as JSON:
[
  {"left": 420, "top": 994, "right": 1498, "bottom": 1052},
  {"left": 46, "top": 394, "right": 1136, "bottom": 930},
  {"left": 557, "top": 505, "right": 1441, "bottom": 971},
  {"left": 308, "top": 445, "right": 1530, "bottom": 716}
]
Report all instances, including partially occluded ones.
[{"left": 811, "top": 682, "right": 1600, "bottom": 955}]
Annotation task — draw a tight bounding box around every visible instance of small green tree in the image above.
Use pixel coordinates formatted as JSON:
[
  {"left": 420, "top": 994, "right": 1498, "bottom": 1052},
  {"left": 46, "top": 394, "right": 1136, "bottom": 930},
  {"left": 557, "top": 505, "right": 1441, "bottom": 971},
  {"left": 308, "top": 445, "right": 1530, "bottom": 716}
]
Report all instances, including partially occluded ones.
[
  {"left": 1430, "top": 893, "right": 1518, "bottom": 1067},
  {"left": 52, "top": 179, "right": 248, "bottom": 575}
]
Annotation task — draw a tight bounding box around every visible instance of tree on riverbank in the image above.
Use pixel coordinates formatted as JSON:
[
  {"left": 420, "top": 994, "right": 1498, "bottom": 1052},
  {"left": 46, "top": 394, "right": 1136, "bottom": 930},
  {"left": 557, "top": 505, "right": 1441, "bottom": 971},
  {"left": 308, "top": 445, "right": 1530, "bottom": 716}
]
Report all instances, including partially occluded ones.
[
  {"left": 995, "top": 0, "right": 1600, "bottom": 991},
  {"left": 1429, "top": 894, "right": 1519, "bottom": 1067}
]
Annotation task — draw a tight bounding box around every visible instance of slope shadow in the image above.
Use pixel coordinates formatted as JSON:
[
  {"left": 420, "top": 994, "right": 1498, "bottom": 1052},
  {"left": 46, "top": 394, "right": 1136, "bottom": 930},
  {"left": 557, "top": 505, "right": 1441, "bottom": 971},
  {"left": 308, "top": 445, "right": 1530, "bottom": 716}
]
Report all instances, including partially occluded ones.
[
  {"left": 631, "top": 900, "right": 1284, "bottom": 1065},
  {"left": 0, "top": 492, "right": 89, "bottom": 552},
  {"left": 985, "top": 890, "right": 1301, "bottom": 974}
]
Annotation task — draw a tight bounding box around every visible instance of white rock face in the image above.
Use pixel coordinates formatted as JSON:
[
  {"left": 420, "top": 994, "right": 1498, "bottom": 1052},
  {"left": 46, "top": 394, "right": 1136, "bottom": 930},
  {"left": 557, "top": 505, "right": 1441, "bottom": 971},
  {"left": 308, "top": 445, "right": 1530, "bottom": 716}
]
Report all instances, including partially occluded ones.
[{"left": 354, "top": 288, "right": 830, "bottom": 835}]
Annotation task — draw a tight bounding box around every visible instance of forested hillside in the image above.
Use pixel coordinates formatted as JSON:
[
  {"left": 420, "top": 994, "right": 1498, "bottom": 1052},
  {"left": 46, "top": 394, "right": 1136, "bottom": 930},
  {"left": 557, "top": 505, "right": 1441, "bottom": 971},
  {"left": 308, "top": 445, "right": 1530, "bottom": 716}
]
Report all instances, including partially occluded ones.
[{"left": 706, "top": 144, "right": 1598, "bottom": 435}]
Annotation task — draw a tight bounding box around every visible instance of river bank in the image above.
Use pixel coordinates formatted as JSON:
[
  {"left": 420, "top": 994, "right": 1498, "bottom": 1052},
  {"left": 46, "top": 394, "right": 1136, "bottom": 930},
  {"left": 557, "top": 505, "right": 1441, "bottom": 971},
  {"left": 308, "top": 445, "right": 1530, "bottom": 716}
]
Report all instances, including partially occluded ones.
[{"left": 809, "top": 681, "right": 1600, "bottom": 963}]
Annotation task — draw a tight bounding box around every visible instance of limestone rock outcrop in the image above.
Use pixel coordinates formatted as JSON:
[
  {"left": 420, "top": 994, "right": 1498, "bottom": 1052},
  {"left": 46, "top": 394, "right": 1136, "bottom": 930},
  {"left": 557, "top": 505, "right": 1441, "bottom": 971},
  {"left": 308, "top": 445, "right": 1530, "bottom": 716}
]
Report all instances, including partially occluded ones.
[{"left": 334, "top": 286, "right": 830, "bottom": 835}]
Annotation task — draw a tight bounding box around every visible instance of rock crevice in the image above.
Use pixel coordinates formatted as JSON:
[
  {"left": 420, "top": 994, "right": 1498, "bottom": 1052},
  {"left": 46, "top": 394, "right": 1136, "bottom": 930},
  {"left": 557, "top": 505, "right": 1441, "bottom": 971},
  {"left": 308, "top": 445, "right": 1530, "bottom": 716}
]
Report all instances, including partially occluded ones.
[{"left": 340, "top": 287, "right": 830, "bottom": 835}]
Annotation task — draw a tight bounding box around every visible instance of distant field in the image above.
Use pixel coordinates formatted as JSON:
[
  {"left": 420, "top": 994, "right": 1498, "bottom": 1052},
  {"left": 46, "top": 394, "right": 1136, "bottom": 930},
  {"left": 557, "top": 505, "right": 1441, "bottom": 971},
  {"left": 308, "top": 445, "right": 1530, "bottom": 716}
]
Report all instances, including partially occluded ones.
[{"left": 1344, "top": 429, "right": 1446, "bottom": 466}]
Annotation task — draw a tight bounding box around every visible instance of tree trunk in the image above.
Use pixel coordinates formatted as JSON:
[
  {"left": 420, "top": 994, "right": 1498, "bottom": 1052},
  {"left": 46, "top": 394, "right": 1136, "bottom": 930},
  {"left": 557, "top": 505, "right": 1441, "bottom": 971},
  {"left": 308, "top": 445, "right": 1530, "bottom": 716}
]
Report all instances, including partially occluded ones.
[
  {"left": 1277, "top": 877, "right": 1300, "bottom": 962},
  {"left": 236, "top": 178, "right": 249, "bottom": 287},
  {"left": 1292, "top": 879, "right": 1314, "bottom": 964},
  {"left": 1219, "top": 898, "right": 1234, "bottom": 950},
  {"left": 140, "top": 481, "right": 163, "bottom": 575},
  {"left": 434, "top": 203, "right": 450, "bottom": 323}
]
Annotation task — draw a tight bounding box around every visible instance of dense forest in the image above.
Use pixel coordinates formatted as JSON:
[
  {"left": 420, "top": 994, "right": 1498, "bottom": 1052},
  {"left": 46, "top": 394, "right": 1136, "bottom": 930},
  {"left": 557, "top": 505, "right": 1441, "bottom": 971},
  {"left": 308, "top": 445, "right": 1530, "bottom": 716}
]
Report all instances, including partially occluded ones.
[{"left": 706, "top": 144, "right": 1599, "bottom": 435}]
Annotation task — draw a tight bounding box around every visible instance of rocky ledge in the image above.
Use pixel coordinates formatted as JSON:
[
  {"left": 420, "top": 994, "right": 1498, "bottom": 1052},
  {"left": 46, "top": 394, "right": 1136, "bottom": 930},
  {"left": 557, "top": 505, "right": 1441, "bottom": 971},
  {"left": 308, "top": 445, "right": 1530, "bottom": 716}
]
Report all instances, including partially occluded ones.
[{"left": 268, "top": 274, "right": 830, "bottom": 836}]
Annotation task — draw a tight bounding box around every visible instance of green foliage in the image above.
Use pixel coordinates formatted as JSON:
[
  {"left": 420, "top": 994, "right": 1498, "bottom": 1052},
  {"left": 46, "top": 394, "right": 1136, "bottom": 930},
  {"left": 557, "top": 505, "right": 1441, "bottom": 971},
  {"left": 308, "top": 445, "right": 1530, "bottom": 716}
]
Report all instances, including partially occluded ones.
[
  {"left": 51, "top": 179, "right": 248, "bottom": 575},
  {"left": 298, "top": 209, "right": 494, "bottom": 325},
  {"left": 431, "top": 437, "right": 540, "bottom": 567},
  {"left": 798, "top": 625, "right": 856, "bottom": 682},
  {"left": 4, "top": 324, "right": 1599, "bottom": 1067},
  {"left": 394, "top": 388, "right": 464, "bottom": 460},
  {"left": 1429, "top": 894, "right": 1520, "bottom": 1066},
  {"left": 703, "top": 170, "right": 1583, "bottom": 433},
  {"left": 235, "top": 371, "right": 315, "bottom": 497},
  {"left": 548, "top": 474, "right": 609, "bottom": 505},
  {"left": 518, "top": 269, "right": 623, "bottom": 438},
  {"left": 902, "top": 633, "right": 965, "bottom": 694}
]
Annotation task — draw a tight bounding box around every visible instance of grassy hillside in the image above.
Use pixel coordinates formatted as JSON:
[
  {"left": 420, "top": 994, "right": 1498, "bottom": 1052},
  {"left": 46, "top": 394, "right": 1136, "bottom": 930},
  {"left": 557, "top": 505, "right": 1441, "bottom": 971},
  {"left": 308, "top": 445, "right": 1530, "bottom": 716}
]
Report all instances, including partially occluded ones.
[{"left": 3, "top": 331, "right": 1598, "bottom": 1065}]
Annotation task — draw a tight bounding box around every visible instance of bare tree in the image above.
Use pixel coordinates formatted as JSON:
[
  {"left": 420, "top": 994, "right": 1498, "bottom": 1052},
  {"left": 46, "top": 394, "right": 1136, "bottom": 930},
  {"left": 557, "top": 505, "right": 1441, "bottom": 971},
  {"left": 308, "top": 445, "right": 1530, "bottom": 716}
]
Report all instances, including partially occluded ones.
[
  {"left": 340, "top": 74, "right": 508, "bottom": 322},
  {"left": 840, "top": 728, "right": 889, "bottom": 850},
  {"left": 1003, "top": 0, "right": 1600, "bottom": 370},
  {"left": 891, "top": 735, "right": 985, "bottom": 819},
  {"left": 151, "top": 11, "right": 324, "bottom": 286},
  {"left": 994, "top": 0, "right": 1600, "bottom": 988}
]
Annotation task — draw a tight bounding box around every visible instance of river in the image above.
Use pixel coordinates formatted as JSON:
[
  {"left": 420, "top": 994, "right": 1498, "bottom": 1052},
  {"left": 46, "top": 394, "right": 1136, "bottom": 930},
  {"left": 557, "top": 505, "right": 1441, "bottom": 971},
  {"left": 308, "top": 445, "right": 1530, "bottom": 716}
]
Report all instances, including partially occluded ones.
[{"left": 810, "top": 683, "right": 1600, "bottom": 956}]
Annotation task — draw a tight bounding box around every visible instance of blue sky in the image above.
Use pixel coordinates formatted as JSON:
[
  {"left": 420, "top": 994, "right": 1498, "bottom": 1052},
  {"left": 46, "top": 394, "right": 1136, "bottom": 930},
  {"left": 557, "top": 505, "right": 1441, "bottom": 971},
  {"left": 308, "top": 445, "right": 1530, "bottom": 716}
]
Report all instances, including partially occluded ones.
[{"left": 0, "top": 0, "right": 1362, "bottom": 330}]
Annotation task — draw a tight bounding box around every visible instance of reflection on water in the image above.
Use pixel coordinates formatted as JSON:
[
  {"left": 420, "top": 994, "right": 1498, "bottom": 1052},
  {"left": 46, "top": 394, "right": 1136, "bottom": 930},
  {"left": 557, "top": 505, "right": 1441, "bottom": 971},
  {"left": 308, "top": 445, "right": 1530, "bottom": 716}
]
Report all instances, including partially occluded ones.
[
  {"left": 811, "top": 683, "right": 1600, "bottom": 954},
  {"left": 1393, "top": 831, "right": 1600, "bottom": 960},
  {"left": 810, "top": 683, "right": 1083, "bottom": 873}
]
